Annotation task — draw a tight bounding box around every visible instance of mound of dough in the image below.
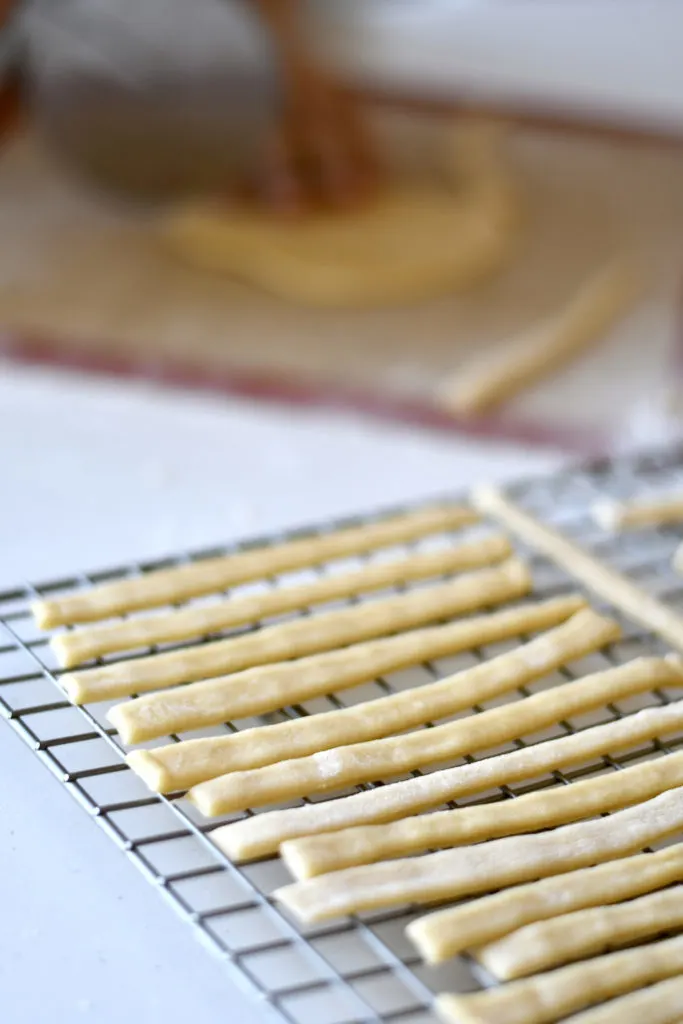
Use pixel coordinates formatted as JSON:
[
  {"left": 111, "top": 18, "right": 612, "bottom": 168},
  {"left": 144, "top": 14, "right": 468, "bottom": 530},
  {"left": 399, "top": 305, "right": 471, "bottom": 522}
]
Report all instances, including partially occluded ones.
[{"left": 160, "top": 124, "right": 520, "bottom": 308}]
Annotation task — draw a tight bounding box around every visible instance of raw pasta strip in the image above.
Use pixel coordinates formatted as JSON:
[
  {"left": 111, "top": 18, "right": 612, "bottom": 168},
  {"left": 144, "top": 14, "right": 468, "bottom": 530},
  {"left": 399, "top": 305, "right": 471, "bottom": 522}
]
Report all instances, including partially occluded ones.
[
  {"left": 111, "top": 596, "right": 583, "bottom": 753},
  {"left": 32, "top": 504, "right": 478, "bottom": 628},
  {"left": 188, "top": 611, "right": 623, "bottom": 817},
  {"left": 473, "top": 484, "right": 683, "bottom": 653},
  {"left": 52, "top": 535, "right": 512, "bottom": 668},
  {"left": 215, "top": 696, "right": 683, "bottom": 861},
  {"left": 274, "top": 786, "right": 683, "bottom": 923},
  {"left": 282, "top": 745, "right": 683, "bottom": 880},
  {"left": 111, "top": 595, "right": 582, "bottom": 748},
  {"left": 409, "top": 845, "right": 683, "bottom": 964},
  {"left": 435, "top": 933, "right": 683, "bottom": 1024},
  {"left": 563, "top": 976, "right": 683, "bottom": 1024},
  {"left": 478, "top": 884, "right": 683, "bottom": 981},
  {"left": 65, "top": 559, "right": 530, "bottom": 704},
  {"left": 673, "top": 542, "right": 683, "bottom": 576},
  {"left": 128, "top": 605, "right": 608, "bottom": 788},
  {"left": 592, "top": 494, "right": 683, "bottom": 531},
  {"left": 437, "top": 258, "right": 641, "bottom": 416}
]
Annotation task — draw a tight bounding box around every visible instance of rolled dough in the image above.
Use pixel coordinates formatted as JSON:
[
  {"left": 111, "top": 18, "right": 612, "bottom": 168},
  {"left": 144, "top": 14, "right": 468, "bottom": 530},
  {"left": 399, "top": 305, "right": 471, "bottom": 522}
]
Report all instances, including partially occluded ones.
[
  {"left": 53, "top": 534, "right": 511, "bottom": 667},
  {"left": 592, "top": 493, "right": 683, "bottom": 532},
  {"left": 69, "top": 558, "right": 529, "bottom": 704},
  {"left": 437, "top": 933, "right": 683, "bottom": 1024},
  {"left": 438, "top": 258, "right": 641, "bottom": 417},
  {"left": 32, "top": 503, "right": 476, "bottom": 628},
  {"left": 409, "top": 845, "right": 683, "bottom": 964},
  {"left": 215, "top": 695, "right": 683, "bottom": 861},
  {"left": 160, "top": 123, "right": 520, "bottom": 309},
  {"left": 127, "top": 604, "right": 607, "bottom": 787},
  {"left": 478, "top": 884, "right": 683, "bottom": 980},
  {"left": 187, "top": 610, "right": 622, "bottom": 817},
  {"left": 115, "top": 594, "right": 582, "bottom": 751},
  {"left": 283, "top": 742, "right": 683, "bottom": 880},
  {"left": 273, "top": 786, "right": 683, "bottom": 923},
  {"left": 563, "top": 976, "right": 683, "bottom": 1024}
]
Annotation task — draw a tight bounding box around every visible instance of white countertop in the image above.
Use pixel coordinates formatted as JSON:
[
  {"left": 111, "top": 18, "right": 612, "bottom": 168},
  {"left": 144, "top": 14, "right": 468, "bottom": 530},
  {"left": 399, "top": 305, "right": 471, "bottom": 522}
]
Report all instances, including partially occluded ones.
[{"left": 0, "top": 363, "right": 561, "bottom": 1024}]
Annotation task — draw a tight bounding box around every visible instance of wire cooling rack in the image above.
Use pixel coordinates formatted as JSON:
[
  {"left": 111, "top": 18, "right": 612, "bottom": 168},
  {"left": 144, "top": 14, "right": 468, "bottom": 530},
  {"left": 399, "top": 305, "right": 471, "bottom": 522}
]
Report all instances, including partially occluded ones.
[{"left": 4, "top": 445, "right": 683, "bottom": 1024}]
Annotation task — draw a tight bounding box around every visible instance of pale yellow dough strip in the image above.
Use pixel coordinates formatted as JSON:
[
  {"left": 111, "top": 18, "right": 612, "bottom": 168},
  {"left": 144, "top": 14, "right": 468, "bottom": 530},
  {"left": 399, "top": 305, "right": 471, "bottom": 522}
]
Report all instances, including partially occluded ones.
[
  {"left": 52, "top": 535, "right": 511, "bottom": 668},
  {"left": 436, "top": 934, "right": 683, "bottom": 1024},
  {"left": 67, "top": 559, "right": 528, "bottom": 705},
  {"left": 112, "top": 594, "right": 582, "bottom": 748},
  {"left": 282, "top": 743, "right": 683, "bottom": 880},
  {"left": 473, "top": 484, "right": 683, "bottom": 653},
  {"left": 437, "top": 258, "right": 641, "bottom": 416},
  {"left": 188, "top": 610, "right": 622, "bottom": 817},
  {"left": 409, "top": 845, "right": 683, "bottom": 964},
  {"left": 592, "top": 493, "right": 683, "bottom": 531},
  {"left": 274, "top": 786, "right": 683, "bottom": 923},
  {"left": 215, "top": 695, "right": 683, "bottom": 861},
  {"left": 32, "top": 504, "right": 477, "bottom": 628},
  {"left": 563, "top": 976, "right": 683, "bottom": 1024},
  {"left": 128, "top": 604, "right": 606, "bottom": 788},
  {"left": 673, "top": 542, "right": 683, "bottom": 576},
  {"left": 478, "top": 883, "right": 683, "bottom": 981}
]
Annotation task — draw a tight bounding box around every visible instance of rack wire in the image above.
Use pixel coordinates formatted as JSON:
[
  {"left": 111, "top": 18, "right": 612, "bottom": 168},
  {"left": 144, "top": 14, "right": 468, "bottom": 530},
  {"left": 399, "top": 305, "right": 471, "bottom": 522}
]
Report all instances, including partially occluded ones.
[{"left": 3, "top": 443, "right": 683, "bottom": 1024}]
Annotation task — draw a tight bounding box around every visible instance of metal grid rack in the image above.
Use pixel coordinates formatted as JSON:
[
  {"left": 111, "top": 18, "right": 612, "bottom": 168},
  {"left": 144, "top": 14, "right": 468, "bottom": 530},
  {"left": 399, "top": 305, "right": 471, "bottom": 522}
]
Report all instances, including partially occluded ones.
[{"left": 4, "top": 444, "right": 683, "bottom": 1024}]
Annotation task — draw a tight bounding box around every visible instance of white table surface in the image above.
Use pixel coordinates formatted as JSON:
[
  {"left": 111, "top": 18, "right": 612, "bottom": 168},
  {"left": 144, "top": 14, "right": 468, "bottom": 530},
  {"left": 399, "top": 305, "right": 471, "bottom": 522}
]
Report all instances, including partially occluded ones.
[{"left": 0, "top": 362, "right": 562, "bottom": 1024}]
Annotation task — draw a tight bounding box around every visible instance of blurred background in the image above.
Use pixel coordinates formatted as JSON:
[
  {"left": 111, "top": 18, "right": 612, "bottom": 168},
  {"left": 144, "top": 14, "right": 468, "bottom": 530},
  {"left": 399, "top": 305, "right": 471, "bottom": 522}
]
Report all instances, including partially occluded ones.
[{"left": 2, "top": 0, "right": 683, "bottom": 464}]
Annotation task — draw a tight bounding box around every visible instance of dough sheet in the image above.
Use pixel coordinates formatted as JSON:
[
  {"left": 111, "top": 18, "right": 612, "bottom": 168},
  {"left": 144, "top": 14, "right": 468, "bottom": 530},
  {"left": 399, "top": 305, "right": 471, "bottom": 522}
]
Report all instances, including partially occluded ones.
[{"left": 162, "top": 122, "right": 519, "bottom": 309}]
